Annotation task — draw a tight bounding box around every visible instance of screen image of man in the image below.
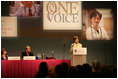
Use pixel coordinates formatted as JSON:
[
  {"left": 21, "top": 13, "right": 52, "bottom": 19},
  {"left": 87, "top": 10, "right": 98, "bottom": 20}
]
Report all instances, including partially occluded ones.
[
  {"left": 21, "top": 46, "right": 34, "bottom": 58},
  {"left": 14, "top": 1, "right": 40, "bottom": 17}
]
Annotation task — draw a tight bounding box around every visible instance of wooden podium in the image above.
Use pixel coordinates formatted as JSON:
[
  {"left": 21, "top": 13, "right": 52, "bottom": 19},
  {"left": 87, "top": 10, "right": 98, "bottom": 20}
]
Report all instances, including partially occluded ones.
[{"left": 72, "top": 48, "right": 87, "bottom": 66}]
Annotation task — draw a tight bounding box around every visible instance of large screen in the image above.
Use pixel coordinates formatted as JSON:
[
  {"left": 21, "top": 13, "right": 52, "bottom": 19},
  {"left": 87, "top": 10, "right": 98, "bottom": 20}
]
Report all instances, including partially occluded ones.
[
  {"left": 43, "top": 1, "right": 82, "bottom": 30},
  {"left": 1, "top": 1, "right": 116, "bottom": 40},
  {"left": 9, "top": 1, "right": 42, "bottom": 17},
  {"left": 82, "top": 8, "right": 113, "bottom": 40},
  {"left": 1, "top": 17, "right": 17, "bottom": 37}
]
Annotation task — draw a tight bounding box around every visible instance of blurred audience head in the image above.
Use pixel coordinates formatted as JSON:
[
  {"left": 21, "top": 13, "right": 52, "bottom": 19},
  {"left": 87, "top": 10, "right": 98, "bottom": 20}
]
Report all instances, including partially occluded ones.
[
  {"left": 35, "top": 62, "right": 48, "bottom": 78},
  {"left": 81, "top": 63, "right": 92, "bottom": 77},
  {"left": 39, "top": 62, "right": 48, "bottom": 72},
  {"left": 55, "top": 64, "right": 67, "bottom": 78},
  {"left": 68, "top": 66, "right": 78, "bottom": 78},
  {"left": 76, "top": 65, "right": 82, "bottom": 71},
  {"left": 47, "top": 66, "right": 56, "bottom": 78},
  {"left": 92, "top": 60, "right": 100, "bottom": 72},
  {"left": 99, "top": 65, "right": 112, "bottom": 78},
  {"left": 61, "top": 62, "right": 69, "bottom": 71}
]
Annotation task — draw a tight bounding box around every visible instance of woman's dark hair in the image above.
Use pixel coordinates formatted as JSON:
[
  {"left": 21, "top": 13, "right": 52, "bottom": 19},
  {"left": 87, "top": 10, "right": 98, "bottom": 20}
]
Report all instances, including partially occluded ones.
[
  {"left": 1, "top": 48, "right": 6, "bottom": 55},
  {"left": 90, "top": 11, "right": 102, "bottom": 20},
  {"left": 73, "top": 36, "right": 79, "bottom": 41}
]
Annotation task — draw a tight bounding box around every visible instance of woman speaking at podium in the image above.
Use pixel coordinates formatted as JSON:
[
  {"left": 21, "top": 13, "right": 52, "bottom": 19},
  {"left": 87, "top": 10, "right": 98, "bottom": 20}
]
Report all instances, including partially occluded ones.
[
  {"left": 70, "top": 36, "right": 82, "bottom": 53},
  {"left": 70, "top": 36, "right": 83, "bottom": 66}
]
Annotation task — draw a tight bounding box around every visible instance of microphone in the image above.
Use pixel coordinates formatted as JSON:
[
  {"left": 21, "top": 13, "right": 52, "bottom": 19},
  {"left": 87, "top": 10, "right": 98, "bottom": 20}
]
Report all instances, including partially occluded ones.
[
  {"left": 72, "top": 43, "right": 74, "bottom": 47},
  {"left": 51, "top": 50, "right": 54, "bottom": 57}
]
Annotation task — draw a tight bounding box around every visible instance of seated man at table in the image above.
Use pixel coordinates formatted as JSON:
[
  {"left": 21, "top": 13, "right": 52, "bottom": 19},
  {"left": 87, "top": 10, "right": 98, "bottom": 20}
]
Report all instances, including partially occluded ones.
[{"left": 21, "top": 46, "right": 34, "bottom": 58}]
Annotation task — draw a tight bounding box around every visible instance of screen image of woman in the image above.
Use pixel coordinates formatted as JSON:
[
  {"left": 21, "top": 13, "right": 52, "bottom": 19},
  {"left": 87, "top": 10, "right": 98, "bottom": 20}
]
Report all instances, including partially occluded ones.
[{"left": 86, "top": 10, "right": 110, "bottom": 40}]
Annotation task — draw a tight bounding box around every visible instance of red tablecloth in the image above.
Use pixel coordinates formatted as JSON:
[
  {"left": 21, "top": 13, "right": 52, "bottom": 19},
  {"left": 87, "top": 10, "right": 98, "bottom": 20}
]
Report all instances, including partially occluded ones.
[{"left": 1, "top": 59, "right": 71, "bottom": 78}]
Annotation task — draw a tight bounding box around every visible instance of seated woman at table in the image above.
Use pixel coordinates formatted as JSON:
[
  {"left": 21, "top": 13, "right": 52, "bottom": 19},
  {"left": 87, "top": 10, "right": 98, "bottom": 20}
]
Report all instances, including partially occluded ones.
[{"left": 1, "top": 48, "right": 8, "bottom": 60}]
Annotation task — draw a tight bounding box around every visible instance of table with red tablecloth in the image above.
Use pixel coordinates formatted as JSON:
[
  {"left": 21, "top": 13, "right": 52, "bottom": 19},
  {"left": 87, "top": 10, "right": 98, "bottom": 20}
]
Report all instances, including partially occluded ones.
[{"left": 1, "top": 59, "right": 71, "bottom": 78}]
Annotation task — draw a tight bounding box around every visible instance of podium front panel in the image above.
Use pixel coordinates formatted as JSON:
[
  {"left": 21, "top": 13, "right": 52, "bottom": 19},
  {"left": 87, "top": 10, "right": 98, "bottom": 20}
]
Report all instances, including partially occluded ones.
[
  {"left": 72, "top": 48, "right": 87, "bottom": 66},
  {"left": 72, "top": 55, "right": 86, "bottom": 66}
]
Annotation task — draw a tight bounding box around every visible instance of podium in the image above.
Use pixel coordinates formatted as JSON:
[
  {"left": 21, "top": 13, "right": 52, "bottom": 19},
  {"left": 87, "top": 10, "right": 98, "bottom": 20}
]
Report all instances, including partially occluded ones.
[{"left": 72, "top": 48, "right": 87, "bottom": 66}]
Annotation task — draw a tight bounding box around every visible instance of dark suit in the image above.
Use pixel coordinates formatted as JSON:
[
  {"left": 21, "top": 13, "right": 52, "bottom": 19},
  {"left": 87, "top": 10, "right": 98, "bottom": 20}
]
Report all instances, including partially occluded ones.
[{"left": 21, "top": 52, "right": 34, "bottom": 58}]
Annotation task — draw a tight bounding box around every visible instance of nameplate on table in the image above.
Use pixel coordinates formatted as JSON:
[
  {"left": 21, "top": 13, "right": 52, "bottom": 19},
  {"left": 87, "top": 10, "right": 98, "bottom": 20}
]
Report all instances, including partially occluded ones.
[
  {"left": 23, "top": 56, "right": 35, "bottom": 60},
  {"left": 8, "top": 56, "right": 20, "bottom": 60}
]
